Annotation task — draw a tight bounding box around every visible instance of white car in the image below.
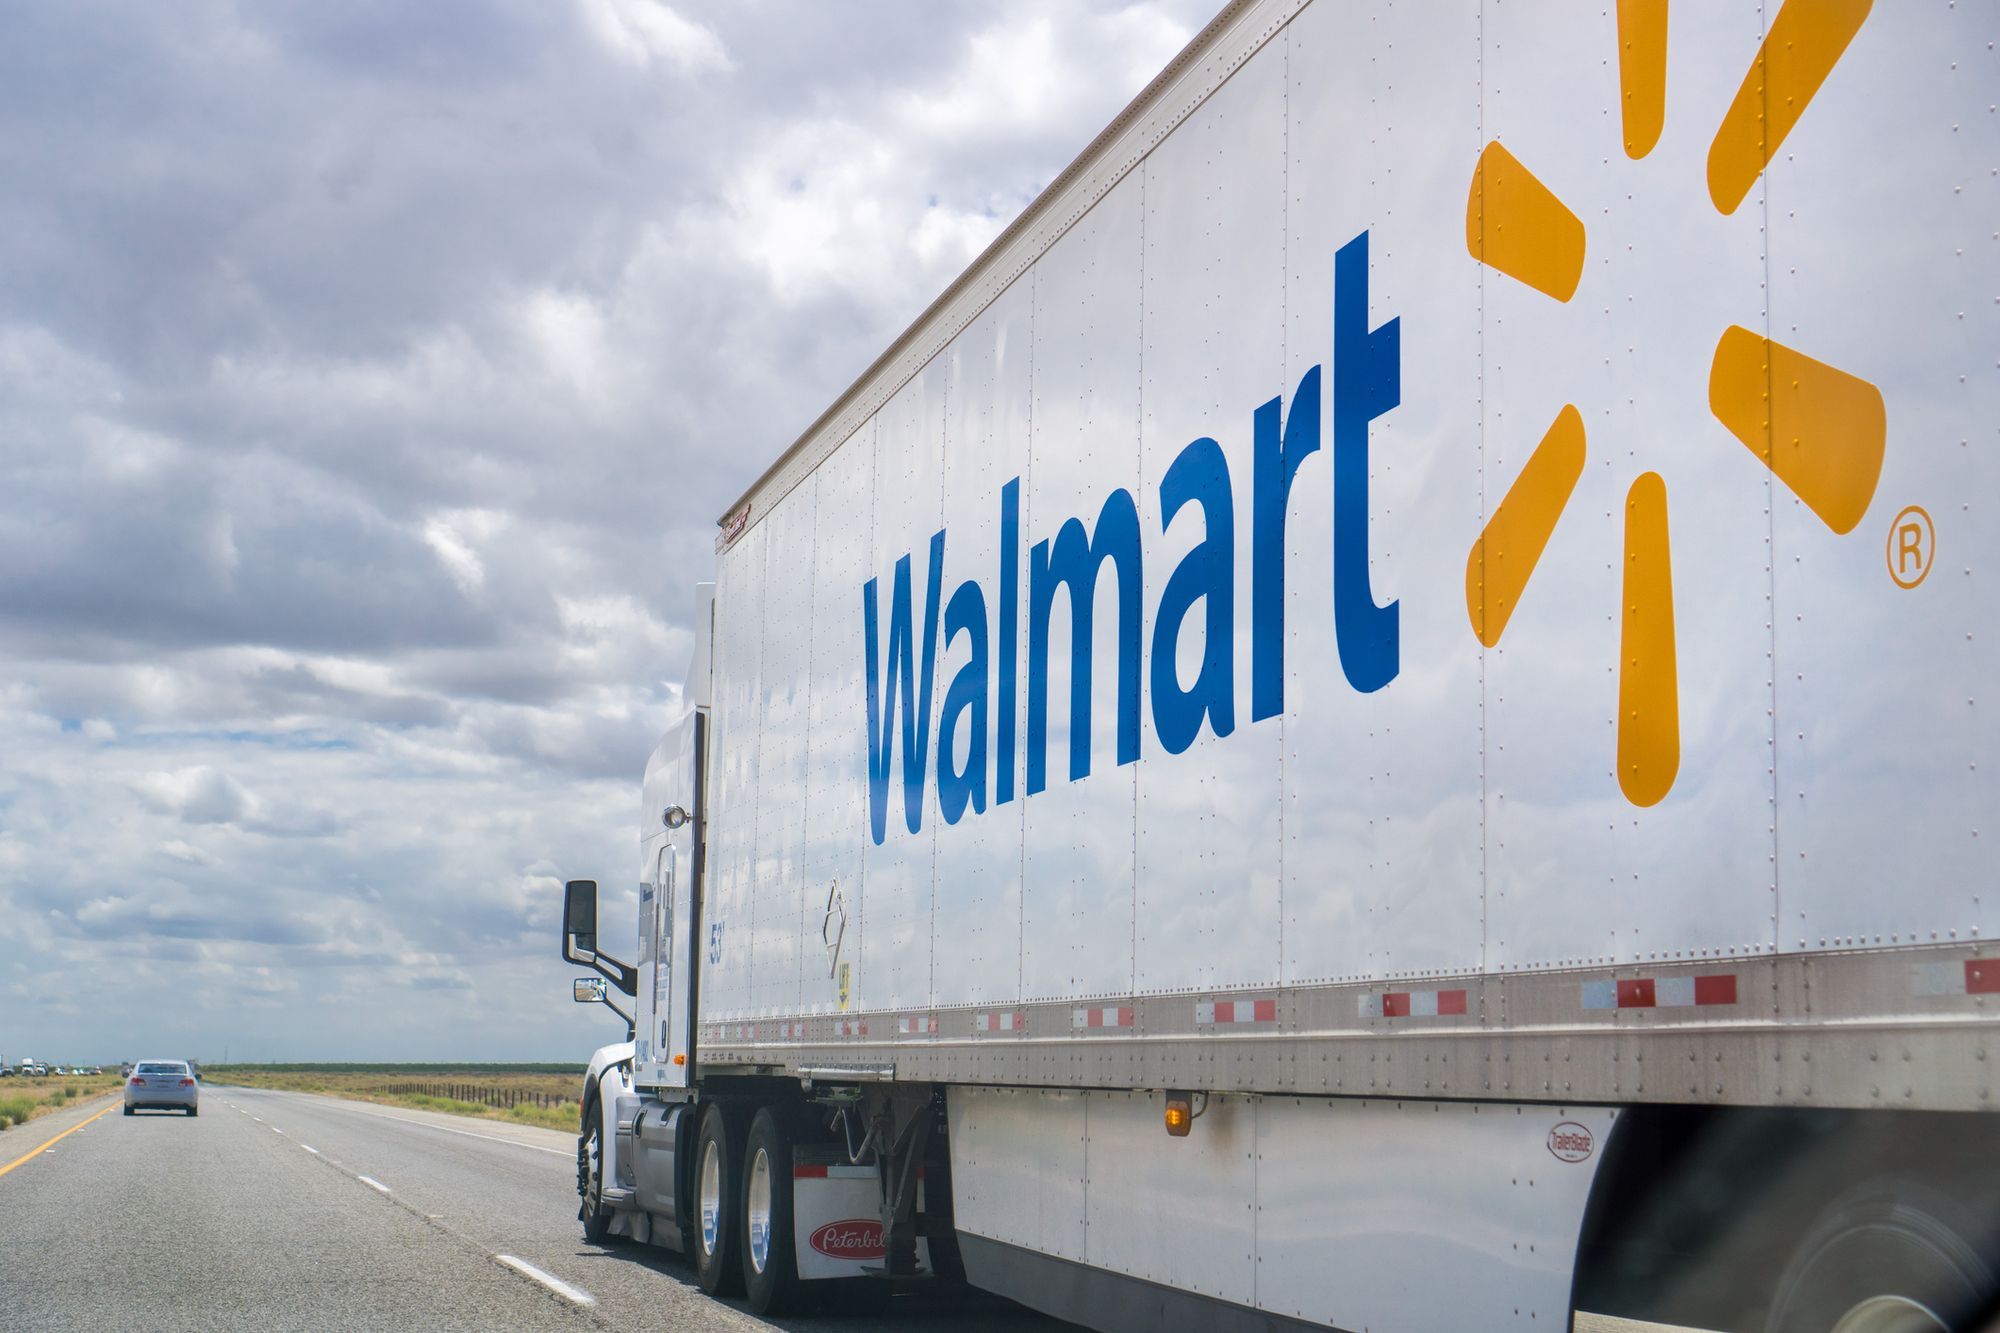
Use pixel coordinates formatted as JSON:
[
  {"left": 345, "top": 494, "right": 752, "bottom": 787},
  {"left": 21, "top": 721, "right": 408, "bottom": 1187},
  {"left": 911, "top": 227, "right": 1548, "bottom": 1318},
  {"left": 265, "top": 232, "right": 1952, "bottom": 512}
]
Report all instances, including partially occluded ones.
[{"left": 124, "top": 1060, "right": 199, "bottom": 1116}]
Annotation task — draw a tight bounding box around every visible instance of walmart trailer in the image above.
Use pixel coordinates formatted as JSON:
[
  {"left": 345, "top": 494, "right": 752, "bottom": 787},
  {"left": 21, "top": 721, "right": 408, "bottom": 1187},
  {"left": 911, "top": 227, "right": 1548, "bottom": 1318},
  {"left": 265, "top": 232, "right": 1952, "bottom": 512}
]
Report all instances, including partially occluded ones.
[{"left": 557, "top": 1, "right": 2000, "bottom": 1328}]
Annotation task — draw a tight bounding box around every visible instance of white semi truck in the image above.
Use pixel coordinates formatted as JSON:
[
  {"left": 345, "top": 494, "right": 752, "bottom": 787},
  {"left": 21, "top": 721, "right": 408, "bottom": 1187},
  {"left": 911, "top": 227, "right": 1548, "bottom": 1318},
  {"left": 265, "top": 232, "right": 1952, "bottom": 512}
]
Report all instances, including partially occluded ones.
[{"left": 557, "top": 1, "right": 2000, "bottom": 1328}]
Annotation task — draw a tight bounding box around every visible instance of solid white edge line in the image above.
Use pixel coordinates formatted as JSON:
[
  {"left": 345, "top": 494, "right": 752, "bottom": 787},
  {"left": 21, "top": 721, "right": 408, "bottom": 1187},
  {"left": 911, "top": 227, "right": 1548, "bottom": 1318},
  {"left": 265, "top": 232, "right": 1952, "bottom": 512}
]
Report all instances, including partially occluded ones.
[
  {"left": 357, "top": 1175, "right": 391, "bottom": 1194},
  {"left": 265, "top": 1092, "right": 571, "bottom": 1157},
  {"left": 495, "top": 1256, "right": 595, "bottom": 1306},
  {"left": 302, "top": 1146, "right": 319, "bottom": 1155}
]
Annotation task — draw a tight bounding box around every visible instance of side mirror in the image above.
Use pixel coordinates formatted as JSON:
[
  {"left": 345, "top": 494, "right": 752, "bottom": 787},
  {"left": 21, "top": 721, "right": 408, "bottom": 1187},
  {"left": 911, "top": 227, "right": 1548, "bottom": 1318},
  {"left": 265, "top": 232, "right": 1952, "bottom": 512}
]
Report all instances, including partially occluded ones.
[
  {"left": 564, "top": 879, "right": 598, "bottom": 955},
  {"left": 573, "top": 972, "right": 631, "bottom": 1038},
  {"left": 559, "top": 876, "right": 636, "bottom": 1000}
]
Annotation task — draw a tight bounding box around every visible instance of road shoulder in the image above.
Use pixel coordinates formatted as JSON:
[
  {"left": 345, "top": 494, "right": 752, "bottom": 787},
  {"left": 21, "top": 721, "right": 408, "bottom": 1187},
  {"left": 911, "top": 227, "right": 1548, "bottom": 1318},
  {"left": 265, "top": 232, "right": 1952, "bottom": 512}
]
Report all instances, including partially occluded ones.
[{"left": 0, "top": 1091, "right": 120, "bottom": 1178}]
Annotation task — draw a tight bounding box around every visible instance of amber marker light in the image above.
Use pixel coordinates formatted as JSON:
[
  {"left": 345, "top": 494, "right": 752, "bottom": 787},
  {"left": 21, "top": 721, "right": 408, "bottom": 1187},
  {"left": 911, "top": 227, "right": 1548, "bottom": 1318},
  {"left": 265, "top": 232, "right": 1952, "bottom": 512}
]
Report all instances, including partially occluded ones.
[
  {"left": 673, "top": 1054, "right": 686, "bottom": 1066},
  {"left": 1164, "top": 1091, "right": 1207, "bottom": 1137}
]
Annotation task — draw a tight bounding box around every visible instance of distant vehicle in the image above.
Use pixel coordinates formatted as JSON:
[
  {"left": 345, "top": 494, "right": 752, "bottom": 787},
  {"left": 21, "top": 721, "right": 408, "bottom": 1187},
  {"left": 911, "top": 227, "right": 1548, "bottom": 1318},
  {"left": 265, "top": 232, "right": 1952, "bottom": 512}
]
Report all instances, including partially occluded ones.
[
  {"left": 118, "top": 1062, "right": 132, "bottom": 1078},
  {"left": 124, "top": 1060, "right": 198, "bottom": 1117},
  {"left": 0, "top": 1063, "right": 13, "bottom": 1078},
  {"left": 17, "top": 1060, "right": 47, "bottom": 1077}
]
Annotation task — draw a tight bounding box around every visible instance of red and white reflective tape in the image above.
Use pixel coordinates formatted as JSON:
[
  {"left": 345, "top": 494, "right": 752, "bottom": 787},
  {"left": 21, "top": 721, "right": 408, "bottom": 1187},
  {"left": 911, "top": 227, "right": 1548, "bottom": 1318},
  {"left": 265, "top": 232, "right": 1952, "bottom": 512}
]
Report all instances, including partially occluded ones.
[
  {"left": 775, "top": 1021, "right": 808, "bottom": 1040},
  {"left": 1581, "top": 974, "right": 1737, "bottom": 1010},
  {"left": 834, "top": 1019, "right": 870, "bottom": 1038},
  {"left": 793, "top": 1163, "right": 875, "bottom": 1180},
  {"left": 896, "top": 1015, "right": 939, "bottom": 1036},
  {"left": 735, "top": 1022, "right": 759, "bottom": 1040},
  {"left": 1196, "top": 998, "right": 1277, "bottom": 1025},
  {"left": 1072, "top": 1006, "right": 1135, "bottom": 1030},
  {"left": 1359, "top": 989, "right": 1468, "bottom": 1018},
  {"left": 1910, "top": 959, "right": 2000, "bottom": 997},
  {"left": 974, "top": 1011, "right": 1027, "bottom": 1033}
]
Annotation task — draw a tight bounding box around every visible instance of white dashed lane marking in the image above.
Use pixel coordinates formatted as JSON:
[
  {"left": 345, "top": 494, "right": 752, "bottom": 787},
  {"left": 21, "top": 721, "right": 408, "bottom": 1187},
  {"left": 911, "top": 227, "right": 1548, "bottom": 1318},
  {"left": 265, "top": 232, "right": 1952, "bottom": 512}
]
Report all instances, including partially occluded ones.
[
  {"left": 229, "top": 1093, "right": 599, "bottom": 1316},
  {"left": 495, "top": 1256, "right": 594, "bottom": 1306},
  {"left": 270, "top": 1096, "right": 572, "bottom": 1158}
]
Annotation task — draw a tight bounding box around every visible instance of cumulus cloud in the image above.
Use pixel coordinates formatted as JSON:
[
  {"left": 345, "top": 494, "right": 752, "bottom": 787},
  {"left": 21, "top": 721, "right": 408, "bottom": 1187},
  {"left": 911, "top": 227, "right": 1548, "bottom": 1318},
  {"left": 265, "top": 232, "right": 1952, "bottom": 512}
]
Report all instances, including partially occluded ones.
[
  {"left": 133, "top": 764, "right": 341, "bottom": 837},
  {"left": 576, "top": 0, "right": 731, "bottom": 74},
  {"left": 158, "top": 839, "right": 214, "bottom": 867},
  {"left": 0, "top": 0, "right": 1213, "bottom": 1060},
  {"left": 135, "top": 766, "right": 257, "bottom": 826}
]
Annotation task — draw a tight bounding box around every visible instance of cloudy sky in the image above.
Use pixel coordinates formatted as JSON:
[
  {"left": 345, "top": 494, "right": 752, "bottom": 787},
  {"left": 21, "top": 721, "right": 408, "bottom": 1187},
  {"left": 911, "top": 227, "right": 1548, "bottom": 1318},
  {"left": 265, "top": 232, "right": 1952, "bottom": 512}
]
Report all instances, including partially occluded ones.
[{"left": 0, "top": 0, "right": 1213, "bottom": 1063}]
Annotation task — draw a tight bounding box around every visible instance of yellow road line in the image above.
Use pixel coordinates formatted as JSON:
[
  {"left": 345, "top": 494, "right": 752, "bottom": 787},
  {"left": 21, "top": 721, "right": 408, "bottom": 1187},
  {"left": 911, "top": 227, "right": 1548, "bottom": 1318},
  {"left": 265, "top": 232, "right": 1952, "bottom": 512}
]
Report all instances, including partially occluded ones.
[{"left": 0, "top": 1102, "right": 116, "bottom": 1180}]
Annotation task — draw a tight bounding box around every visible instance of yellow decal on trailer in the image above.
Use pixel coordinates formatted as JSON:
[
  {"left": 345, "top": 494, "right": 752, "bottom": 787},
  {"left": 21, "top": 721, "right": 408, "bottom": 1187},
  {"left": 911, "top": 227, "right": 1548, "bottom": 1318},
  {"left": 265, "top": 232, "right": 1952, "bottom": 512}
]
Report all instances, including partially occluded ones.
[{"left": 1463, "top": 0, "right": 1885, "bottom": 807}]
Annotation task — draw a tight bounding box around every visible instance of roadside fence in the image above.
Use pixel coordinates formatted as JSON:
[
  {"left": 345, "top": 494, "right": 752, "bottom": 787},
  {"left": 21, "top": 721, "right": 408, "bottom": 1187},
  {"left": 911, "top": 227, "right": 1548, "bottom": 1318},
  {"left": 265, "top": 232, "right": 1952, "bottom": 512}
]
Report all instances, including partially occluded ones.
[{"left": 383, "top": 1082, "right": 578, "bottom": 1113}]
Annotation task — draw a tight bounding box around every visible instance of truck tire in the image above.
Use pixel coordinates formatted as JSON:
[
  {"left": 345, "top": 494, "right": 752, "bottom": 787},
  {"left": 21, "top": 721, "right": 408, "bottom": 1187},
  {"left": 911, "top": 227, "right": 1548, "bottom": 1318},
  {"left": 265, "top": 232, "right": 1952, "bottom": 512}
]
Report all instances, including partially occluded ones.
[
  {"left": 1766, "top": 1182, "right": 1996, "bottom": 1333},
  {"left": 741, "top": 1107, "right": 802, "bottom": 1314},
  {"left": 693, "top": 1101, "right": 749, "bottom": 1296},
  {"left": 578, "top": 1096, "right": 614, "bottom": 1245}
]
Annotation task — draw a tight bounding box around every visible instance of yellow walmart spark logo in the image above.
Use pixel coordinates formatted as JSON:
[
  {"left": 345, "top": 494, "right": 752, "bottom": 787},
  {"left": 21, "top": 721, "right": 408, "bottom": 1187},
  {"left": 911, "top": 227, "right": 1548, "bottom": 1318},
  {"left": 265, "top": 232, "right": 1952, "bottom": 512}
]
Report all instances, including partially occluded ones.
[{"left": 1462, "top": 0, "right": 1884, "bottom": 807}]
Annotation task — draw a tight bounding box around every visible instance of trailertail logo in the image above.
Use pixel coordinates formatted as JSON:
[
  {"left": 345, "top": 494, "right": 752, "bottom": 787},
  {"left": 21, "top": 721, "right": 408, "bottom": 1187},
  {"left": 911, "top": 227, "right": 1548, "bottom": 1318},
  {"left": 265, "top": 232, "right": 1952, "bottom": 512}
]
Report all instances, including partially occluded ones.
[
  {"left": 1464, "top": 0, "right": 1884, "bottom": 806},
  {"left": 863, "top": 232, "right": 1400, "bottom": 845}
]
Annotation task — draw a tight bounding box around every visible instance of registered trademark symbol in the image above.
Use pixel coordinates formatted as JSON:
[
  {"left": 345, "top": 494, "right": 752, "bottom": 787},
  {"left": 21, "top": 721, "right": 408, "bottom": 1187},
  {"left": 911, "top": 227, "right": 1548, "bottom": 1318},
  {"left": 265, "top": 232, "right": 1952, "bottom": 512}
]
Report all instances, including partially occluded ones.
[{"left": 1885, "top": 505, "right": 1935, "bottom": 589}]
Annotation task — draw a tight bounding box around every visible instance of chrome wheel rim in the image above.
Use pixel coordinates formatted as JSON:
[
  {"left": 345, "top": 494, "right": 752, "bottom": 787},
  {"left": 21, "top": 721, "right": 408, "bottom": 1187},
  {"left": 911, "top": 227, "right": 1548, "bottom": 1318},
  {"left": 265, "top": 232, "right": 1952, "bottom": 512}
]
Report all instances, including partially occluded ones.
[
  {"left": 746, "top": 1145, "right": 773, "bottom": 1275},
  {"left": 1830, "top": 1296, "right": 1948, "bottom": 1333},
  {"left": 585, "top": 1124, "right": 602, "bottom": 1215},
  {"left": 699, "top": 1138, "right": 722, "bottom": 1257}
]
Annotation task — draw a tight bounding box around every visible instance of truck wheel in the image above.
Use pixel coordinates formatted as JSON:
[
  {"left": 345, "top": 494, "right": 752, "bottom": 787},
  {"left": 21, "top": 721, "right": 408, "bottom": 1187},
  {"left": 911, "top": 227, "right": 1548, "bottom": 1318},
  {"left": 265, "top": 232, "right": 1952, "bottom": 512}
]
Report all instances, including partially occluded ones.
[
  {"left": 693, "top": 1101, "right": 749, "bottom": 1296},
  {"left": 578, "top": 1096, "right": 614, "bottom": 1245},
  {"left": 1766, "top": 1183, "right": 1995, "bottom": 1333},
  {"left": 741, "top": 1107, "right": 802, "bottom": 1314}
]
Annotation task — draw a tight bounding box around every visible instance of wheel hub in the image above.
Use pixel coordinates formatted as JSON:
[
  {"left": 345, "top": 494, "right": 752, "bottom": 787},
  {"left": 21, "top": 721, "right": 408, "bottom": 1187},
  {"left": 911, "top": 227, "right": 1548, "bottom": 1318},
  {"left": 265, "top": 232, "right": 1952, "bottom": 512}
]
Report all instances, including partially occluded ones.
[
  {"left": 585, "top": 1126, "right": 602, "bottom": 1212},
  {"left": 747, "top": 1145, "right": 773, "bottom": 1275},
  {"left": 699, "top": 1138, "right": 722, "bottom": 1256}
]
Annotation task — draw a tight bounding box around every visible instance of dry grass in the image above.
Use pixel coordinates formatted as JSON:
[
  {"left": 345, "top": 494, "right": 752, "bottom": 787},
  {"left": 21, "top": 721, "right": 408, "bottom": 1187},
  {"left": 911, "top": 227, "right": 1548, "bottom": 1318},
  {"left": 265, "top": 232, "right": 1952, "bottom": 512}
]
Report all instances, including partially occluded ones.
[
  {"left": 0, "top": 1075, "right": 122, "bottom": 1132},
  {"left": 206, "top": 1067, "right": 584, "bottom": 1133}
]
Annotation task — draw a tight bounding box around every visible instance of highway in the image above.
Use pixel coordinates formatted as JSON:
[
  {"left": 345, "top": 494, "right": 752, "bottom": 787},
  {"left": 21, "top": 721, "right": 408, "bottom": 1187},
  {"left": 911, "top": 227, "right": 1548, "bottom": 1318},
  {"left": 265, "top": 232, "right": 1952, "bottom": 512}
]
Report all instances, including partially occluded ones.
[{"left": 0, "top": 1086, "right": 1073, "bottom": 1333}]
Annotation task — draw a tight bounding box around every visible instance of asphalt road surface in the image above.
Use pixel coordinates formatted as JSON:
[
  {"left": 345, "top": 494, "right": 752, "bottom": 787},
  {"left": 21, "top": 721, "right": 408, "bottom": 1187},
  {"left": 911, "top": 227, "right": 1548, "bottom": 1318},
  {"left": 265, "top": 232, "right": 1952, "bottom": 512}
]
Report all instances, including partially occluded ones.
[{"left": 0, "top": 1085, "right": 1077, "bottom": 1333}]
